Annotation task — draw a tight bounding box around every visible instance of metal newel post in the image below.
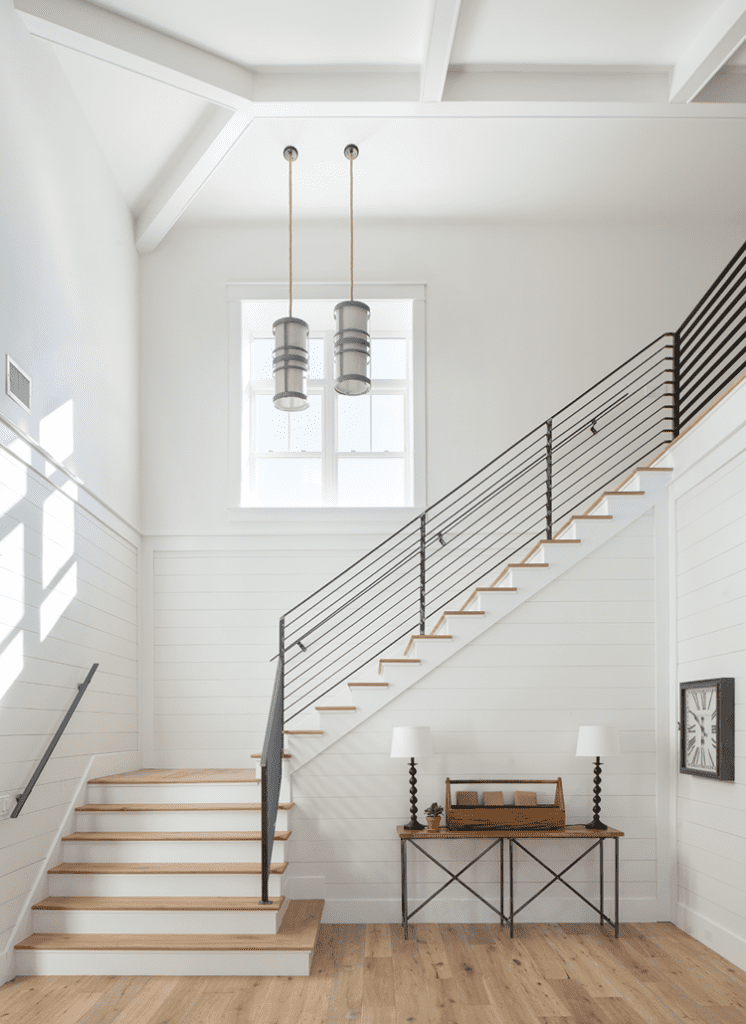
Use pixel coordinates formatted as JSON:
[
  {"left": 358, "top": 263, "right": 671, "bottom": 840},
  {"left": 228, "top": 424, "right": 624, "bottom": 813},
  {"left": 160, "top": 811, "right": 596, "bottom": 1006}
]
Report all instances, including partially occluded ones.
[
  {"left": 545, "top": 418, "right": 553, "bottom": 540},
  {"left": 279, "top": 617, "right": 285, "bottom": 723},
  {"left": 419, "top": 514, "right": 427, "bottom": 635},
  {"left": 672, "top": 331, "right": 681, "bottom": 438}
]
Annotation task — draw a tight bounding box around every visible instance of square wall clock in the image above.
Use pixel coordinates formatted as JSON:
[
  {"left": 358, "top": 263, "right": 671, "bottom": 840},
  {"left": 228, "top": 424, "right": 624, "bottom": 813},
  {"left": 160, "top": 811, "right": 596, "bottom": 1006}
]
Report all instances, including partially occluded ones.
[{"left": 680, "top": 678, "right": 735, "bottom": 780}]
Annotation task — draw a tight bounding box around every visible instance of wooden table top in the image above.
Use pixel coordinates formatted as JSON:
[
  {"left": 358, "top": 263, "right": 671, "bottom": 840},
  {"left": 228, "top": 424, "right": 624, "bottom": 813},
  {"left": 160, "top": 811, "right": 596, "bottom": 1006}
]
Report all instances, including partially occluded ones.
[{"left": 398, "top": 825, "right": 624, "bottom": 839}]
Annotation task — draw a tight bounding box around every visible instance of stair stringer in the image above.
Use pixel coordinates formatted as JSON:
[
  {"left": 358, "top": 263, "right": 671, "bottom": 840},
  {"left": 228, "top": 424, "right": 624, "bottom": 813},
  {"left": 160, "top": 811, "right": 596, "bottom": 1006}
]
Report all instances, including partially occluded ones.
[{"left": 281, "top": 469, "right": 671, "bottom": 777}]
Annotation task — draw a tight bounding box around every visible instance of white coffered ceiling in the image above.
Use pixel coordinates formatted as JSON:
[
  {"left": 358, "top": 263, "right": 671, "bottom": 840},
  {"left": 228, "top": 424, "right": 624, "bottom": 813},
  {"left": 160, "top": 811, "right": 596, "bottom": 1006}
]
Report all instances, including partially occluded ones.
[{"left": 15, "top": 0, "right": 746, "bottom": 251}]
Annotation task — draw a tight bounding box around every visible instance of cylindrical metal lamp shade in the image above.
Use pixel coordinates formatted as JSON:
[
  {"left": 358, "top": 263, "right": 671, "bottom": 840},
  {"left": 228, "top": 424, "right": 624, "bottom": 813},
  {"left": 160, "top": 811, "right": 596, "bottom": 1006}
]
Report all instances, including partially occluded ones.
[
  {"left": 334, "top": 300, "right": 371, "bottom": 395},
  {"left": 273, "top": 317, "right": 309, "bottom": 411}
]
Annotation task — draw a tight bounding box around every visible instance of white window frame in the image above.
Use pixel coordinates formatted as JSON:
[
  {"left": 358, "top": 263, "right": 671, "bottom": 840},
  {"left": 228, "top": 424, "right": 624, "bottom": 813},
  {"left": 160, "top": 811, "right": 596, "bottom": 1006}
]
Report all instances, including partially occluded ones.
[{"left": 228, "top": 283, "right": 426, "bottom": 518}]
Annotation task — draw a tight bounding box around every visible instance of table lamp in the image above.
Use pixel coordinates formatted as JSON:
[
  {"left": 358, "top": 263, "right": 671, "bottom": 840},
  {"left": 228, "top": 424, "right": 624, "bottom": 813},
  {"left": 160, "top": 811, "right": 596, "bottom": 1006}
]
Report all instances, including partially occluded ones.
[
  {"left": 576, "top": 725, "right": 620, "bottom": 830},
  {"left": 390, "top": 726, "right": 433, "bottom": 830}
]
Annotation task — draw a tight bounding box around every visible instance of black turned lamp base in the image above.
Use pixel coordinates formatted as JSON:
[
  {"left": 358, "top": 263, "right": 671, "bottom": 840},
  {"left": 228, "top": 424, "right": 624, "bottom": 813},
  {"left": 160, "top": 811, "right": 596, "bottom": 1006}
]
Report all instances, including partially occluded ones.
[
  {"left": 584, "top": 756, "right": 608, "bottom": 831},
  {"left": 584, "top": 818, "right": 609, "bottom": 831},
  {"left": 402, "top": 757, "right": 425, "bottom": 831}
]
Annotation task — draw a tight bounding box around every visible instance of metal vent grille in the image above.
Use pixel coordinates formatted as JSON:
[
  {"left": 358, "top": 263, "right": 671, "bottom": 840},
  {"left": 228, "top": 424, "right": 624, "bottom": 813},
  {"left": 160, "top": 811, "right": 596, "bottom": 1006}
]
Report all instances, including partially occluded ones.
[{"left": 6, "top": 357, "right": 31, "bottom": 412}]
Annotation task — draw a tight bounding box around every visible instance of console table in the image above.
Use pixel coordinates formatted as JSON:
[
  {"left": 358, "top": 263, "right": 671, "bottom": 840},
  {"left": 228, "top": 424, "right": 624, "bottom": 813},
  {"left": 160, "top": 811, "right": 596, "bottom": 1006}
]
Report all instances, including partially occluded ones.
[{"left": 397, "top": 824, "right": 623, "bottom": 938}]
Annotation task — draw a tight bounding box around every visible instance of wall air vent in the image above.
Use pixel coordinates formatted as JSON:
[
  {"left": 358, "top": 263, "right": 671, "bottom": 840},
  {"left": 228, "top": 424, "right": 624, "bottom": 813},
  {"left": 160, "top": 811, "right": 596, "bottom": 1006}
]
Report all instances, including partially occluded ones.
[{"left": 6, "top": 356, "right": 31, "bottom": 412}]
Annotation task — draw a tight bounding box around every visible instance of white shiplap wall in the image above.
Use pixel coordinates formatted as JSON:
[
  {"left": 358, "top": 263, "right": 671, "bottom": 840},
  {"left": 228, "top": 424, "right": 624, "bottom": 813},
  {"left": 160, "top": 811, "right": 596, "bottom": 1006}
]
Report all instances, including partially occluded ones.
[
  {"left": 147, "top": 519, "right": 415, "bottom": 767},
  {"left": 0, "top": 443, "right": 139, "bottom": 972},
  {"left": 675, "top": 437, "right": 746, "bottom": 969},
  {"left": 288, "top": 513, "right": 662, "bottom": 923}
]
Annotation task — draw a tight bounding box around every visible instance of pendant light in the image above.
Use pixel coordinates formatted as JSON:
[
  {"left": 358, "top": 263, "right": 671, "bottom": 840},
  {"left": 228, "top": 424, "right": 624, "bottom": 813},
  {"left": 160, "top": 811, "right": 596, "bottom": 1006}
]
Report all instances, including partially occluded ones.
[
  {"left": 273, "top": 146, "right": 309, "bottom": 412},
  {"left": 334, "top": 144, "right": 371, "bottom": 396}
]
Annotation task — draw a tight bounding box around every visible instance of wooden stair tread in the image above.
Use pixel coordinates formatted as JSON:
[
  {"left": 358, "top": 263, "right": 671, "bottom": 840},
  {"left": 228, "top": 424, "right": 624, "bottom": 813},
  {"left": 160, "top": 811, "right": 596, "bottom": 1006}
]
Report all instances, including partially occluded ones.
[
  {"left": 251, "top": 752, "right": 291, "bottom": 759},
  {"left": 75, "top": 803, "right": 294, "bottom": 812},
  {"left": 16, "top": 900, "right": 324, "bottom": 952},
  {"left": 348, "top": 682, "right": 388, "bottom": 687},
  {"left": 88, "top": 770, "right": 257, "bottom": 785},
  {"left": 509, "top": 562, "right": 549, "bottom": 568},
  {"left": 430, "top": 609, "right": 485, "bottom": 634},
  {"left": 602, "top": 490, "right": 644, "bottom": 497},
  {"left": 404, "top": 634, "right": 452, "bottom": 654},
  {"left": 48, "top": 862, "right": 288, "bottom": 875},
  {"left": 283, "top": 730, "right": 323, "bottom": 735},
  {"left": 378, "top": 658, "right": 420, "bottom": 673},
  {"left": 32, "top": 896, "right": 286, "bottom": 912},
  {"left": 315, "top": 706, "right": 356, "bottom": 710},
  {"left": 61, "top": 831, "right": 290, "bottom": 842}
]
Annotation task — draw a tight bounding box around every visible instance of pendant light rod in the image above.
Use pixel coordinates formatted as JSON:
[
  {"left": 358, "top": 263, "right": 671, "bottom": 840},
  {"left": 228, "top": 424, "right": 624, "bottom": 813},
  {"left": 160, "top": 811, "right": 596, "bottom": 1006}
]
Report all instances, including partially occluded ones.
[
  {"left": 344, "top": 144, "right": 358, "bottom": 302},
  {"left": 284, "top": 146, "right": 298, "bottom": 317}
]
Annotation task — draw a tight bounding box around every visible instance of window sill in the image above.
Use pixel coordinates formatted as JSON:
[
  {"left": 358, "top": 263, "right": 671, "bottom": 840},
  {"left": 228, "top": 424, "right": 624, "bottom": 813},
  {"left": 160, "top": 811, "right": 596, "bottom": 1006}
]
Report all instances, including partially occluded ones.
[{"left": 229, "top": 505, "right": 423, "bottom": 518}]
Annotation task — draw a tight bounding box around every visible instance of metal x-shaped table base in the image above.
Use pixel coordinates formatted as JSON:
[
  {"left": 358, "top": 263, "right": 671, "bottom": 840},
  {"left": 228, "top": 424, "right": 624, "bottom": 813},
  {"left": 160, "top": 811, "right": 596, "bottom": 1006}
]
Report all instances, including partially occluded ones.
[
  {"left": 400, "top": 836, "right": 506, "bottom": 938},
  {"left": 508, "top": 836, "right": 620, "bottom": 937}
]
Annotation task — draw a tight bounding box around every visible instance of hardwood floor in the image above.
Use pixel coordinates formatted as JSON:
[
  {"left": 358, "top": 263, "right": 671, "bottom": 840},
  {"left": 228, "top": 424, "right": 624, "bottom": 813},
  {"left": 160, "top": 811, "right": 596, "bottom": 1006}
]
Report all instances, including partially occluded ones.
[{"left": 2, "top": 922, "right": 744, "bottom": 1024}]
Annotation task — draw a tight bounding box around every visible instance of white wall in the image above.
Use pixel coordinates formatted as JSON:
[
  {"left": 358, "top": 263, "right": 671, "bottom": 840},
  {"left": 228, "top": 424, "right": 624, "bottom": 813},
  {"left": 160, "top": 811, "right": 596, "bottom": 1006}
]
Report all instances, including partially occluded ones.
[
  {"left": 0, "top": 1, "right": 139, "bottom": 525},
  {"left": 289, "top": 513, "right": 664, "bottom": 924},
  {"left": 671, "top": 376, "right": 746, "bottom": 971},
  {"left": 140, "top": 219, "right": 743, "bottom": 535},
  {"left": 0, "top": 3, "right": 140, "bottom": 982}
]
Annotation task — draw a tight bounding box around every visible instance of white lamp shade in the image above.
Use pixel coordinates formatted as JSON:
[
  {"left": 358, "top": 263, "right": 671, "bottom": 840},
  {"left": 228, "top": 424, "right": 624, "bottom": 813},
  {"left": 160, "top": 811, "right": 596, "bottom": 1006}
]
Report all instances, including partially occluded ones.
[
  {"left": 390, "top": 726, "right": 433, "bottom": 759},
  {"left": 576, "top": 726, "right": 620, "bottom": 757}
]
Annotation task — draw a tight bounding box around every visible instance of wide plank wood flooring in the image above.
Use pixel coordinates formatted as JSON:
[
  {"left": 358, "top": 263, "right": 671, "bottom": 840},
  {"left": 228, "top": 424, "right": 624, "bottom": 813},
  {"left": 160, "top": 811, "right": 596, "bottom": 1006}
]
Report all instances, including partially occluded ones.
[{"left": 2, "top": 922, "right": 744, "bottom": 1023}]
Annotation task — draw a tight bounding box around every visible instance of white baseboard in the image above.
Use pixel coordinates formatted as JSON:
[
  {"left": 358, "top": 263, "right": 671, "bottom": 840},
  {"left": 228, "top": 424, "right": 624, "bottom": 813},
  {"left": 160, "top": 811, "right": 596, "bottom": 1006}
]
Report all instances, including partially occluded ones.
[
  {"left": 0, "top": 750, "right": 140, "bottom": 987},
  {"left": 320, "top": 897, "right": 661, "bottom": 925},
  {"left": 676, "top": 901, "right": 746, "bottom": 973}
]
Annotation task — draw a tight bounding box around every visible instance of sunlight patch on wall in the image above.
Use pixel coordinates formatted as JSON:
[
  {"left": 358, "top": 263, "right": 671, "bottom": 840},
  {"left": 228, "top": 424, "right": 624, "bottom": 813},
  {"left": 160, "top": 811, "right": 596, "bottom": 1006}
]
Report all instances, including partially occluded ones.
[
  {"left": 42, "top": 490, "right": 75, "bottom": 588},
  {"left": 39, "top": 400, "right": 74, "bottom": 464},
  {"left": 40, "top": 561, "right": 77, "bottom": 641},
  {"left": 0, "top": 632, "right": 24, "bottom": 700},
  {"left": 0, "top": 524, "right": 24, "bottom": 641},
  {"left": 0, "top": 451, "right": 27, "bottom": 515}
]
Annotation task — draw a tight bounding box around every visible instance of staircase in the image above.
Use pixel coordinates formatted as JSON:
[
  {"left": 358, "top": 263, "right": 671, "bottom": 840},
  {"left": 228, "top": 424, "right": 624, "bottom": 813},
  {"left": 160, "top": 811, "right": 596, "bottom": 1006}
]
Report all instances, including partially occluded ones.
[
  {"left": 14, "top": 769, "right": 323, "bottom": 976},
  {"left": 259, "top": 461, "right": 675, "bottom": 776}
]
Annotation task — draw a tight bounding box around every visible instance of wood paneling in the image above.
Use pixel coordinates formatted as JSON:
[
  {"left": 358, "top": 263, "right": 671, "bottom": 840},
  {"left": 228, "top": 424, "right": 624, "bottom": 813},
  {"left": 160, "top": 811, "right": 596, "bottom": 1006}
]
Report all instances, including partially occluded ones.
[
  {"left": 0, "top": 448, "right": 138, "bottom": 971},
  {"left": 676, "top": 444, "right": 746, "bottom": 962}
]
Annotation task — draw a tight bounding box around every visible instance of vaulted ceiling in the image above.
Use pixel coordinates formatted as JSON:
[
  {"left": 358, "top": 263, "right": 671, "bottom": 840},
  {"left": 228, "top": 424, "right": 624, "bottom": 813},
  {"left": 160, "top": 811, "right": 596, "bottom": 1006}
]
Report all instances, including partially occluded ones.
[{"left": 16, "top": 0, "right": 746, "bottom": 251}]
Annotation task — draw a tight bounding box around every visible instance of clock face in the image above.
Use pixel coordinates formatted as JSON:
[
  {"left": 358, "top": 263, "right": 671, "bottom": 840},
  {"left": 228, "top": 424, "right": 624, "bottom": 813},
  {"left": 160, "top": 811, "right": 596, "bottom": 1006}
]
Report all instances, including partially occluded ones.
[{"left": 685, "top": 686, "right": 718, "bottom": 773}]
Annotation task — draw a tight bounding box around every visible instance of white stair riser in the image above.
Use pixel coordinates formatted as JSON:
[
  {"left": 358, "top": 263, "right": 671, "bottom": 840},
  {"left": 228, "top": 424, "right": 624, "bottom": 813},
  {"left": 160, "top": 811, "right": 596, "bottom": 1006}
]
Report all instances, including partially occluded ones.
[
  {"left": 48, "top": 873, "right": 284, "bottom": 898},
  {"left": 75, "top": 810, "right": 289, "bottom": 832},
  {"left": 32, "top": 906, "right": 286, "bottom": 935},
  {"left": 596, "top": 494, "right": 649, "bottom": 517},
  {"left": 86, "top": 784, "right": 263, "bottom": 804},
  {"left": 62, "top": 840, "right": 286, "bottom": 863},
  {"left": 14, "top": 948, "right": 312, "bottom": 977},
  {"left": 467, "top": 592, "right": 518, "bottom": 614},
  {"left": 236, "top": 769, "right": 292, "bottom": 800}
]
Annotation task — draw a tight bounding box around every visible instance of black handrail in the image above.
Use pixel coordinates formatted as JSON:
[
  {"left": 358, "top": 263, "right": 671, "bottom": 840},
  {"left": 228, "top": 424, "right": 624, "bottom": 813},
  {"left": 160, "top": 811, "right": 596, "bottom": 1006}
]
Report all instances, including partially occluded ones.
[
  {"left": 12, "top": 663, "right": 99, "bottom": 818},
  {"left": 258, "top": 239, "right": 746, "bottom": 905},
  {"left": 260, "top": 637, "right": 284, "bottom": 904}
]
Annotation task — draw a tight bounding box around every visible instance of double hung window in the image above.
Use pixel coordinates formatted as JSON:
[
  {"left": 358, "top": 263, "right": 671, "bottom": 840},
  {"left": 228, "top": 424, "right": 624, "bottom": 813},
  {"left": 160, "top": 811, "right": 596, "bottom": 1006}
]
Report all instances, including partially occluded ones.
[{"left": 240, "top": 297, "right": 418, "bottom": 508}]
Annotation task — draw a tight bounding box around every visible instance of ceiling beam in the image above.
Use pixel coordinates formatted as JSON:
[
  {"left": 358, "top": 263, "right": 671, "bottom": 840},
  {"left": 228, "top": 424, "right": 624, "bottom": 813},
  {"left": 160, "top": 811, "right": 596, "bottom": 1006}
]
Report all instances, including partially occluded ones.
[
  {"left": 135, "top": 108, "right": 253, "bottom": 254},
  {"left": 420, "top": 0, "right": 462, "bottom": 101},
  {"left": 15, "top": 0, "right": 255, "bottom": 110},
  {"left": 670, "top": 0, "right": 746, "bottom": 103}
]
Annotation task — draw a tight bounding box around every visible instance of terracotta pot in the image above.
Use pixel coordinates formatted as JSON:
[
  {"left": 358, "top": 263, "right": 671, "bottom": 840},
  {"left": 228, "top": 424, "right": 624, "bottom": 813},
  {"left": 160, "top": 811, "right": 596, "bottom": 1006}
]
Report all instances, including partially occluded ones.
[{"left": 426, "top": 816, "right": 441, "bottom": 832}]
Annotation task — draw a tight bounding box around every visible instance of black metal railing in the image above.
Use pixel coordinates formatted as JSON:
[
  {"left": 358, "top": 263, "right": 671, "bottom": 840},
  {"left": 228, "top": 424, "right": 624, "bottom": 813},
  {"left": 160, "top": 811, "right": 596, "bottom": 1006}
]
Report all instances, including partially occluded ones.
[
  {"left": 278, "top": 332, "right": 676, "bottom": 724},
  {"left": 258, "top": 239, "right": 746, "bottom": 903},
  {"left": 260, "top": 654, "right": 284, "bottom": 903},
  {"left": 12, "top": 663, "right": 99, "bottom": 818},
  {"left": 676, "top": 240, "right": 746, "bottom": 434}
]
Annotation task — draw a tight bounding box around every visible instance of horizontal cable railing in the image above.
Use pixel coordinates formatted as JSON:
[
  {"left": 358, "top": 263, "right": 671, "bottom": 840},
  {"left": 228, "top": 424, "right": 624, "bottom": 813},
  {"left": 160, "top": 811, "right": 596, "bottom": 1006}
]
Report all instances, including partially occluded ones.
[
  {"left": 676, "top": 239, "right": 746, "bottom": 432},
  {"left": 259, "top": 238, "right": 746, "bottom": 903},
  {"left": 280, "top": 331, "right": 675, "bottom": 724}
]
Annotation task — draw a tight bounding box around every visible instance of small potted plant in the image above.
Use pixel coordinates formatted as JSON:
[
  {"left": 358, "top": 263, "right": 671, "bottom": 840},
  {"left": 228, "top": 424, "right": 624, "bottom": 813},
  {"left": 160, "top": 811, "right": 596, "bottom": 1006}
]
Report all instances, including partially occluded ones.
[{"left": 425, "top": 802, "right": 444, "bottom": 831}]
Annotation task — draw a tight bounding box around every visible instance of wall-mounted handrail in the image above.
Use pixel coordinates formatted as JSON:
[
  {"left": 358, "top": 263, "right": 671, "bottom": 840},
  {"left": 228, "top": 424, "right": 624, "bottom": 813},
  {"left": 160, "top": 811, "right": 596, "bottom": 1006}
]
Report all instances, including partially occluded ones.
[{"left": 11, "top": 663, "right": 99, "bottom": 818}]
